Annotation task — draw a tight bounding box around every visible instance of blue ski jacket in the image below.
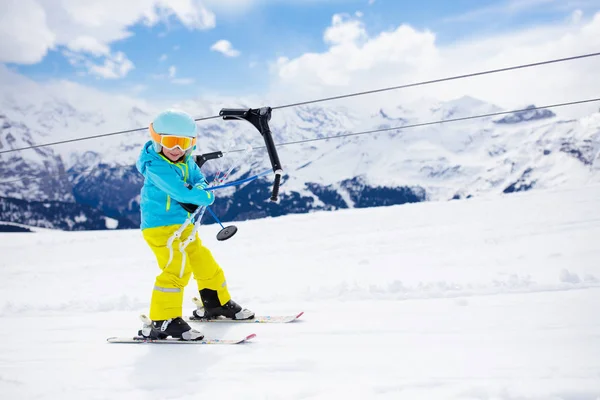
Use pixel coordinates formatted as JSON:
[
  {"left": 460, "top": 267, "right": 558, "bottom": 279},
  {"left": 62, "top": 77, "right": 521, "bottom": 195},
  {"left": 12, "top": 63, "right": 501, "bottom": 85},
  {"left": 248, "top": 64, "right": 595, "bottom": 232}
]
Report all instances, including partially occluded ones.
[{"left": 136, "top": 141, "right": 215, "bottom": 230}]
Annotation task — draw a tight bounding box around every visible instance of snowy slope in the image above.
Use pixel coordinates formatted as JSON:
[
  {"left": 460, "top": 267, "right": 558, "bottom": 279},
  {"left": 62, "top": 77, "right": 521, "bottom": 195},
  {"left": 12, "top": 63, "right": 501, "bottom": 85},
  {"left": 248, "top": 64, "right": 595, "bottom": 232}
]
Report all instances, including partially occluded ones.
[{"left": 0, "top": 183, "right": 598, "bottom": 399}]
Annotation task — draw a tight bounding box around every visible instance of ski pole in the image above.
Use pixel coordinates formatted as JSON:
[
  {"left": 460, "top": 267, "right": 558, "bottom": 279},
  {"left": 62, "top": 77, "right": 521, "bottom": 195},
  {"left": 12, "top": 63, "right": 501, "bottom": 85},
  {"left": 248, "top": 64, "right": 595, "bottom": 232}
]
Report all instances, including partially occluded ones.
[{"left": 206, "top": 207, "right": 225, "bottom": 229}]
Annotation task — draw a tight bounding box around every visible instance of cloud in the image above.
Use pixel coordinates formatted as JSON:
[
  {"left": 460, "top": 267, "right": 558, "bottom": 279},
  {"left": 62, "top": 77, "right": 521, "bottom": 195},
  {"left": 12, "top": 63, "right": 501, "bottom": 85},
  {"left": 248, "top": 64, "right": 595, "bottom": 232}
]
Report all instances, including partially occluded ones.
[
  {"left": 67, "top": 36, "right": 111, "bottom": 56},
  {"left": 210, "top": 40, "right": 241, "bottom": 57},
  {"left": 270, "top": 11, "right": 600, "bottom": 116},
  {"left": 324, "top": 14, "right": 367, "bottom": 45},
  {"left": 443, "top": 0, "right": 550, "bottom": 22},
  {"left": 159, "top": 0, "right": 216, "bottom": 30},
  {"left": 201, "top": 0, "right": 260, "bottom": 17},
  {"left": 63, "top": 48, "right": 134, "bottom": 79},
  {"left": 274, "top": 13, "right": 436, "bottom": 89},
  {"left": 444, "top": 0, "right": 594, "bottom": 23},
  {"left": 60, "top": 34, "right": 135, "bottom": 78},
  {"left": 159, "top": 54, "right": 168, "bottom": 62},
  {"left": 0, "top": 0, "right": 56, "bottom": 64},
  {"left": 0, "top": 0, "right": 217, "bottom": 79},
  {"left": 152, "top": 64, "right": 194, "bottom": 85},
  {"left": 570, "top": 9, "right": 584, "bottom": 24},
  {"left": 86, "top": 52, "right": 135, "bottom": 79}
]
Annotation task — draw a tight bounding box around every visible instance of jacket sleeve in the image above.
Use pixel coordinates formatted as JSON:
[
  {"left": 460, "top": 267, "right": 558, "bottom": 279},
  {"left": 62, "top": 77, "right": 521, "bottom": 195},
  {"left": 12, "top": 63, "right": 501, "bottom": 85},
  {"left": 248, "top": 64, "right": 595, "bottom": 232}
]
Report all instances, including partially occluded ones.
[
  {"left": 188, "top": 161, "right": 209, "bottom": 188},
  {"left": 144, "top": 161, "right": 215, "bottom": 206}
]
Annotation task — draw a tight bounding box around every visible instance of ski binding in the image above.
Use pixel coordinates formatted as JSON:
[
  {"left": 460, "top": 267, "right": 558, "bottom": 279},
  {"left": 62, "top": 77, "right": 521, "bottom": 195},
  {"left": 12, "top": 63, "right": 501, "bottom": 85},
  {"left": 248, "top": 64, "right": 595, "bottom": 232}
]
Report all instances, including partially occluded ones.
[{"left": 187, "top": 297, "right": 304, "bottom": 323}]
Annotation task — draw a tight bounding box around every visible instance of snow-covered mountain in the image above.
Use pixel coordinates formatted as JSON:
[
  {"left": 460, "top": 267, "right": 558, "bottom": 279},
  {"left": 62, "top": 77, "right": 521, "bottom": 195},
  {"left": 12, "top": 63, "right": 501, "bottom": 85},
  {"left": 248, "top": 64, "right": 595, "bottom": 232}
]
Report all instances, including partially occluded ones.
[{"left": 1, "top": 68, "right": 599, "bottom": 230}]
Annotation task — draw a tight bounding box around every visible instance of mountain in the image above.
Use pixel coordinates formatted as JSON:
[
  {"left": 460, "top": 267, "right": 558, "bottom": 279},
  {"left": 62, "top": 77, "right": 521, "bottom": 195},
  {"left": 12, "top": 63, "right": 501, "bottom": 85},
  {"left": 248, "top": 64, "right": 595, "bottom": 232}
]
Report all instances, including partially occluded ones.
[
  {"left": 494, "top": 105, "right": 556, "bottom": 124},
  {"left": 0, "top": 66, "right": 160, "bottom": 230},
  {"left": 0, "top": 113, "right": 72, "bottom": 202},
  {"left": 1, "top": 69, "right": 599, "bottom": 230},
  {"left": 0, "top": 196, "right": 134, "bottom": 231}
]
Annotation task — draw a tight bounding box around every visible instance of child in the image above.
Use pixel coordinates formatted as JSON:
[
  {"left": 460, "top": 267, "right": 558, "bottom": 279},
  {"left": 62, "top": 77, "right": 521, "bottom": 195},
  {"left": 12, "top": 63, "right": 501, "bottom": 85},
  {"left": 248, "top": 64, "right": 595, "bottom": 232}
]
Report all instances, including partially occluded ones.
[{"left": 135, "top": 109, "right": 254, "bottom": 341}]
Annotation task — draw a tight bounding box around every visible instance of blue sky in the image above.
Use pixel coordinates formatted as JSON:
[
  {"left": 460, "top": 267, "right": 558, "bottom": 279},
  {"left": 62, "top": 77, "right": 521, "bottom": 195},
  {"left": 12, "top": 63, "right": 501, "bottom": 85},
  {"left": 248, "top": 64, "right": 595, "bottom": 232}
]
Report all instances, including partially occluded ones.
[{"left": 2, "top": 0, "right": 600, "bottom": 105}]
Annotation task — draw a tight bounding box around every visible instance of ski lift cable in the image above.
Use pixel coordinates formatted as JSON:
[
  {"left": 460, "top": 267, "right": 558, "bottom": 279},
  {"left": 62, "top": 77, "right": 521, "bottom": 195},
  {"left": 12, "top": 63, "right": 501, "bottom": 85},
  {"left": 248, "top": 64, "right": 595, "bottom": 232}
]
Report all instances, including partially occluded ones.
[
  {"left": 1, "top": 97, "right": 598, "bottom": 186},
  {"left": 271, "top": 52, "right": 600, "bottom": 111},
  {"left": 225, "top": 97, "right": 600, "bottom": 153},
  {"left": 0, "top": 51, "right": 598, "bottom": 156}
]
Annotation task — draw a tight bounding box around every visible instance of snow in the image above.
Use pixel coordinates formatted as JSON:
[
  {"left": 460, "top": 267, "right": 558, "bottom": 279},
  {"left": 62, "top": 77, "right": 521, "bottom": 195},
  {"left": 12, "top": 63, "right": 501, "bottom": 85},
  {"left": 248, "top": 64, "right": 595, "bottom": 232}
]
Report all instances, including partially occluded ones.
[
  {"left": 104, "top": 216, "right": 119, "bottom": 229},
  {"left": 0, "top": 184, "right": 599, "bottom": 399}
]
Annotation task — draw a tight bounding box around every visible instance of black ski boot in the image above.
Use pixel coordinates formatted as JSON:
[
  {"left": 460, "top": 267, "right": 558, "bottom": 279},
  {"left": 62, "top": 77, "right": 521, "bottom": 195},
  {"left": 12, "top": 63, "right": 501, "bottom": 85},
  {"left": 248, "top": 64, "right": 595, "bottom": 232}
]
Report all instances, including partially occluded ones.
[
  {"left": 192, "top": 289, "right": 255, "bottom": 320},
  {"left": 139, "top": 315, "right": 204, "bottom": 340}
]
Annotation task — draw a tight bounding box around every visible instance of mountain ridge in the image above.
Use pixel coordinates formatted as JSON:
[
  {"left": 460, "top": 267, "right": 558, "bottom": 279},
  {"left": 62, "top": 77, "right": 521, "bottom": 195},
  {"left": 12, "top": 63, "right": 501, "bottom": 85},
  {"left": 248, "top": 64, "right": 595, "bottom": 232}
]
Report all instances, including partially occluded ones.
[{"left": 1, "top": 71, "right": 598, "bottom": 230}]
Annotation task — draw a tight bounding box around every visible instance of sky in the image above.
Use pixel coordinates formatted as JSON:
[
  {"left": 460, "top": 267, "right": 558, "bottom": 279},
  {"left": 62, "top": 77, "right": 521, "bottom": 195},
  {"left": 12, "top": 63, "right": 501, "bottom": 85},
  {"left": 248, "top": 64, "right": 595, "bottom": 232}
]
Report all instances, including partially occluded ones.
[{"left": 1, "top": 0, "right": 600, "bottom": 113}]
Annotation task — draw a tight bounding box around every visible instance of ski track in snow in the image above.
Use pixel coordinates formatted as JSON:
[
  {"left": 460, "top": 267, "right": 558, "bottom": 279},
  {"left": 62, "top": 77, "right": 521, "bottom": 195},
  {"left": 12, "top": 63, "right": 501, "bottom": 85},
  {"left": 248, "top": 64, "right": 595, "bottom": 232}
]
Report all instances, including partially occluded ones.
[{"left": 0, "top": 184, "right": 599, "bottom": 399}]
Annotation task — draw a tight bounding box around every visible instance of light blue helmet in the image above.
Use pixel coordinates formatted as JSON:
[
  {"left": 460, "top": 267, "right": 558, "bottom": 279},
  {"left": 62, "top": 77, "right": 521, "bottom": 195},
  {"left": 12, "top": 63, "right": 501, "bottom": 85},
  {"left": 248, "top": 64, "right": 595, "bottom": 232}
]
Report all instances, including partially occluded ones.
[{"left": 149, "top": 109, "right": 198, "bottom": 156}]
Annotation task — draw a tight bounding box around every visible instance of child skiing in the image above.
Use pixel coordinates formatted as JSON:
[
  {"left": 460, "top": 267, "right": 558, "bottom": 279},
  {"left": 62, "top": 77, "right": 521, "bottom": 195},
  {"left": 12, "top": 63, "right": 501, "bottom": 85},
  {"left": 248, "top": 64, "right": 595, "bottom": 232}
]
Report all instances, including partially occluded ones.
[{"left": 135, "top": 109, "right": 254, "bottom": 341}]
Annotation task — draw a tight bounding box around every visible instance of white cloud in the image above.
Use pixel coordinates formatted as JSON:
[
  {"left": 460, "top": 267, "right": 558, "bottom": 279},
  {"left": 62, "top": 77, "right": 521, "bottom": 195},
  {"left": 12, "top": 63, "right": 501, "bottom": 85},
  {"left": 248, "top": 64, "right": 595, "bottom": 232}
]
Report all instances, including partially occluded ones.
[
  {"left": 159, "top": 54, "right": 168, "bottom": 62},
  {"left": 63, "top": 47, "right": 134, "bottom": 79},
  {"left": 67, "top": 36, "right": 110, "bottom": 56},
  {"left": 444, "top": 0, "right": 552, "bottom": 22},
  {"left": 56, "top": 0, "right": 215, "bottom": 32},
  {"left": 152, "top": 65, "right": 194, "bottom": 84},
  {"left": 201, "top": 0, "right": 259, "bottom": 17},
  {"left": 444, "top": 0, "right": 595, "bottom": 23},
  {"left": 570, "top": 9, "right": 584, "bottom": 24},
  {"left": 87, "top": 52, "right": 135, "bottom": 79},
  {"left": 274, "top": 13, "right": 436, "bottom": 90},
  {"left": 210, "top": 40, "right": 241, "bottom": 57},
  {"left": 0, "top": 0, "right": 216, "bottom": 78},
  {"left": 324, "top": 14, "right": 367, "bottom": 45},
  {"left": 62, "top": 50, "right": 88, "bottom": 68},
  {"left": 0, "top": 0, "right": 56, "bottom": 64},
  {"left": 270, "top": 11, "right": 600, "bottom": 116},
  {"left": 368, "top": 0, "right": 376, "bottom": 4},
  {"left": 159, "top": 0, "right": 216, "bottom": 30}
]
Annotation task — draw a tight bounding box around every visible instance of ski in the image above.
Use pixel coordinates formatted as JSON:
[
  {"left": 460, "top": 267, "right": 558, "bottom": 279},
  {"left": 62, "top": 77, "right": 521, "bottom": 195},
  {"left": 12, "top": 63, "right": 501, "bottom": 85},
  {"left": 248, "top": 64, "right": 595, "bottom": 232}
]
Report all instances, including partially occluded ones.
[
  {"left": 188, "top": 297, "right": 304, "bottom": 323},
  {"left": 106, "top": 333, "right": 256, "bottom": 345},
  {"left": 186, "top": 311, "right": 304, "bottom": 324}
]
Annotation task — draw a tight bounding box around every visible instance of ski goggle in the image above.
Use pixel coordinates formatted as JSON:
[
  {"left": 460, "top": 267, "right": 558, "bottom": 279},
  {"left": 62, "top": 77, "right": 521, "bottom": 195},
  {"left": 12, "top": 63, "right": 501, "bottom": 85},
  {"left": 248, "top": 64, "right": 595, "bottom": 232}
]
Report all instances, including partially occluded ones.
[{"left": 150, "top": 124, "right": 196, "bottom": 151}]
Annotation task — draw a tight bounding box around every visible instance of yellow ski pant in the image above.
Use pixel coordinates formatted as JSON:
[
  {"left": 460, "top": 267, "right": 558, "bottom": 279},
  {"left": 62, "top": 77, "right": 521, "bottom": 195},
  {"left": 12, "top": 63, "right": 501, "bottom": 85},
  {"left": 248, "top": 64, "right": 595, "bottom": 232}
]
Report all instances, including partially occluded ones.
[{"left": 142, "top": 224, "right": 231, "bottom": 321}]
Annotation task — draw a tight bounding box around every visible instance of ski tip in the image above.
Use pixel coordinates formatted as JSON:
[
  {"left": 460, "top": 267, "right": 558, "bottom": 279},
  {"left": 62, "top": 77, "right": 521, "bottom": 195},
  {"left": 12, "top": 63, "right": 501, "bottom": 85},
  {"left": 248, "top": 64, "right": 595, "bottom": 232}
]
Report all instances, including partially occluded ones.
[
  {"left": 245, "top": 333, "right": 257, "bottom": 341},
  {"left": 296, "top": 311, "right": 304, "bottom": 319}
]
